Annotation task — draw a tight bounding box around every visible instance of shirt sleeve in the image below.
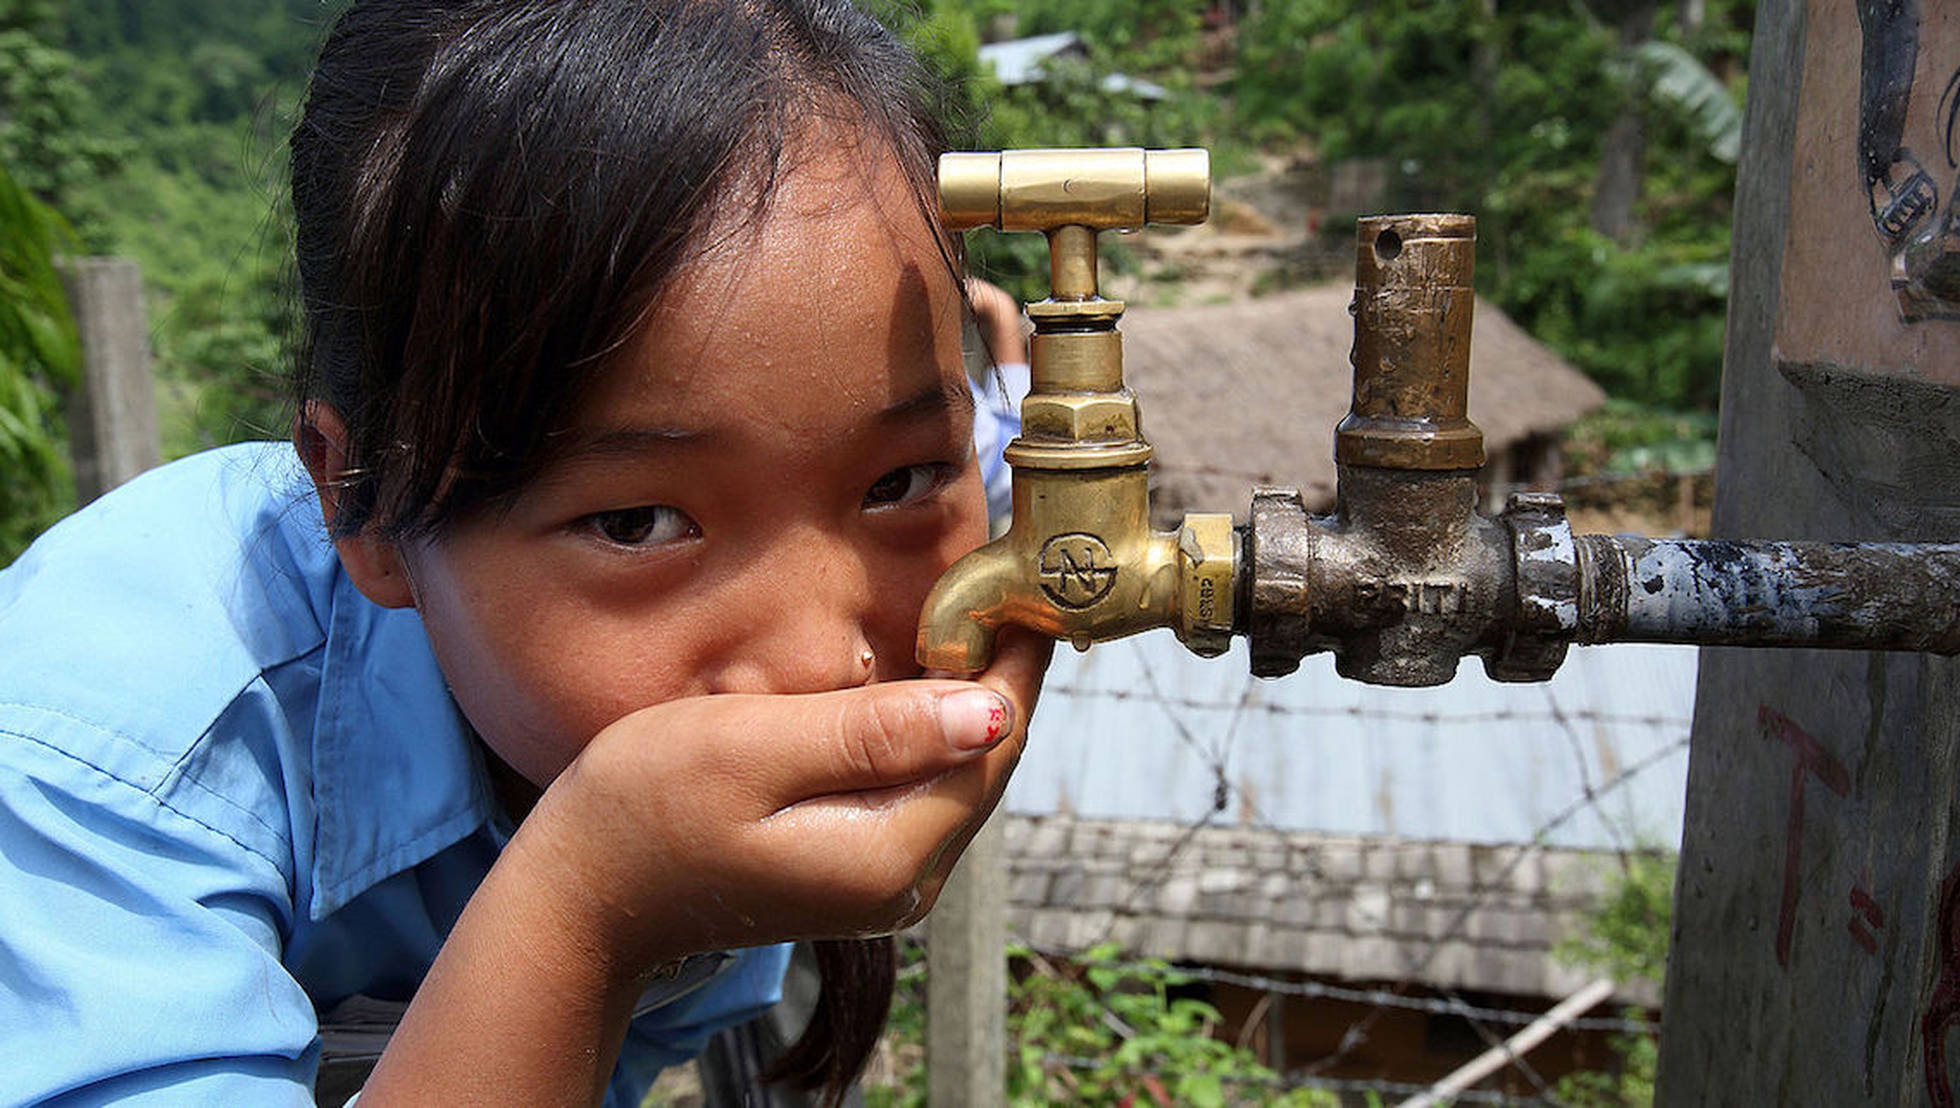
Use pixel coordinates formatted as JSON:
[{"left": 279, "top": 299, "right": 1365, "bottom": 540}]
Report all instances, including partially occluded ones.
[
  {"left": 969, "top": 363, "right": 1028, "bottom": 529},
  {"left": 0, "top": 713, "right": 321, "bottom": 1106},
  {"left": 604, "top": 943, "right": 793, "bottom": 1106}
]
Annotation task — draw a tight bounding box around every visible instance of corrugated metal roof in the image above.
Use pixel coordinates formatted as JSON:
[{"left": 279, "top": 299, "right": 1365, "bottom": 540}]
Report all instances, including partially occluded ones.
[
  {"left": 1005, "top": 633, "right": 1695, "bottom": 851},
  {"left": 1002, "top": 813, "right": 1656, "bottom": 1003}
]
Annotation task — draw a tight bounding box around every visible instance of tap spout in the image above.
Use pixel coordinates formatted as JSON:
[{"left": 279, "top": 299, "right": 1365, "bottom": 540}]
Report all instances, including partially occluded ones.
[{"left": 916, "top": 464, "right": 1237, "bottom": 673}]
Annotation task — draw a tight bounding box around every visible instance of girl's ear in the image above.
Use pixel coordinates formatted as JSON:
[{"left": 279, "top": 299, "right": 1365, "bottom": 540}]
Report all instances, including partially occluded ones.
[{"left": 296, "top": 401, "right": 417, "bottom": 610}]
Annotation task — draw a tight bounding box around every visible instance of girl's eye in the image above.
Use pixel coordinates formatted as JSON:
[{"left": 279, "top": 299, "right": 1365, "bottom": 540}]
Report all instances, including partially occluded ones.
[
  {"left": 863, "top": 464, "right": 950, "bottom": 509},
  {"left": 582, "top": 505, "right": 698, "bottom": 547}
]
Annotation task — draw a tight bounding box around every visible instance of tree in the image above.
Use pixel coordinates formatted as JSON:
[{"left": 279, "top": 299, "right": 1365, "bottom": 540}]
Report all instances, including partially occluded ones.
[
  {"left": 0, "top": 0, "right": 125, "bottom": 246},
  {"left": 0, "top": 161, "right": 78, "bottom": 563},
  {"left": 1233, "top": 0, "right": 1748, "bottom": 411}
]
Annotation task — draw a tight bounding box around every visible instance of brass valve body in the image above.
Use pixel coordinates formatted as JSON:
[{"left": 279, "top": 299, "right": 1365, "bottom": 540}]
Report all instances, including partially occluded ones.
[{"left": 917, "top": 148, "right": 1234, "bottom": 672}]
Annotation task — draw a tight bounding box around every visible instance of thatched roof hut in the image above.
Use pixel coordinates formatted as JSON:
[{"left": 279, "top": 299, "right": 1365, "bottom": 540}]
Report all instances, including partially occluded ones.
[{"left": 1113, "top": 285, "right": 1607, "bottom": 524}]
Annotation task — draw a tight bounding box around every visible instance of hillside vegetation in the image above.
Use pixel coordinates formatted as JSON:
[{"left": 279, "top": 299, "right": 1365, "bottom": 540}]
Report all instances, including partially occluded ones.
[{"left": 3, "top": 0, "right": 1750, "bottom": 559}]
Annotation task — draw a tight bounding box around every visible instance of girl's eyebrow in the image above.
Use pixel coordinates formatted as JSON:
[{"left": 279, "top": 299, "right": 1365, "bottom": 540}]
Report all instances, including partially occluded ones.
[
  {"left": 554, "top": 425, "right": 714, "bottom": 462},
  {"left": 556, "top": 379, "right": 972, "bottom": 463},
  {"left": 879, "top": 380, "right": 974, "bottom": 423}
]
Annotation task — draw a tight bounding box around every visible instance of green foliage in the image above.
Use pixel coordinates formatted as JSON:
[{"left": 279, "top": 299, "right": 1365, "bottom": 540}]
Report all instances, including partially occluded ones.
[
  {"left": 1557, "top": 1027, "right": 1658, "bottom": 1108},
  {"left": 867, "top": 940, "right": 1337, "bottom": 1107},
  {"left": 1558, "top": 850, "right": 1674, "bottom": 987},
  {"left": 0, "top": 0, "right": 95, "bottom": 560},
  {"left": 0, "top": 0, "right": 126, "bottom": 245},
  {"left": 1565, "top": 399, "right": 1718, "bottom": 477},
  {"left": 1636, "top": 40, "right": 1742, "bottom": 165},
  {"left": 1490, "top": 223, "right": 1731, "bottom": 410},
  {"left": 51, "top": 0, "right": 331, "bottom": 456},
  {"left": 0, "top": 160, "right": 78, "bottom": 563},
  {"left": 1234, "top": 0, "right": 1749, "bottom": 412},
  {"left": 1550, "top": 849, "right": 1675, "bottom": 1106}
]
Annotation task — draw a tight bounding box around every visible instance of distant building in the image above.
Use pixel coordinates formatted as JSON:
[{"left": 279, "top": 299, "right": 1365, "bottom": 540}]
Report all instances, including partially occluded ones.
[
  {"left": 977, "top": 31, "right": 1168, "bottom": 101},
  {"left": 1112, "top": 286, "right": 1607, "bottom": 528}
]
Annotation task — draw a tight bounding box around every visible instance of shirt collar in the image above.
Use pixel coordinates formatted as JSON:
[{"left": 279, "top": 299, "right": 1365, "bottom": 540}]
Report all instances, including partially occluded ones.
[{"left": 305, "top": 545, "right": 499, "bottom": 921}]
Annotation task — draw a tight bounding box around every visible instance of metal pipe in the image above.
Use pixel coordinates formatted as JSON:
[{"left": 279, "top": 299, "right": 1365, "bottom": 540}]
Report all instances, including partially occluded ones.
[{"left": 1575, "top": 536, "right": 1960, "bottom": 652}]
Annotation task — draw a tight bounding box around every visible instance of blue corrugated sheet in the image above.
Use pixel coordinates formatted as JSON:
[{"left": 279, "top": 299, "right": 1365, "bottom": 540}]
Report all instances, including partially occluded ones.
[{"left": 1006, "top": 633, "right": 1696, "bottom": 851}]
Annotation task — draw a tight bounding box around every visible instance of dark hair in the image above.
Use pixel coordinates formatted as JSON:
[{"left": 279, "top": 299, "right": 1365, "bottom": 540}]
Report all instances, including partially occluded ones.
[
  {"left": 291, "top": 0, "right": 948, "bottom": 1096},
  {"left": 291, "top": 0, "right": 946, "bottom": 541}
]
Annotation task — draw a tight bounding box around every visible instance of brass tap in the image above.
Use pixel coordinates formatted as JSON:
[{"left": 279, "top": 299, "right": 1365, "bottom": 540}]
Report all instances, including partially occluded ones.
[
  {"left": 922, "top": 152, "right": 1960, "bottom": 685},
  {"left": 917, "top": 148, "right": 1237, "bottom": 672}
]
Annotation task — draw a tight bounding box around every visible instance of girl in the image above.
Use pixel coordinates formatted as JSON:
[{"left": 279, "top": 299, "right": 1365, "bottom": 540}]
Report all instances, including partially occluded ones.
[{"left": 0, "top": 1, "right": 1048, "bottom": 1105}]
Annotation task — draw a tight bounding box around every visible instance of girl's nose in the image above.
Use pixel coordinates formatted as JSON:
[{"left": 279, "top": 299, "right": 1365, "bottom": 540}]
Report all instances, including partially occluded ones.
[{"left": 702, "top": 537, "right": 890, "bottom": 696}]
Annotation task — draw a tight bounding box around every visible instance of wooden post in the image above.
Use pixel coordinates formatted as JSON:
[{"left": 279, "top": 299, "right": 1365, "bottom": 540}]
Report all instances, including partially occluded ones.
[
  {"left": 926, "top": 812, "right": 1006, "bottom": 1106},
  {"left": 1656, "top": 0, "right": 1960, "bottom": 1101},
  {"left": 59, "top": 258, "right": 159, "bottom": 501},
  {"left": 1264, "top": 988, "right": 1286, "bottom": 1075}
]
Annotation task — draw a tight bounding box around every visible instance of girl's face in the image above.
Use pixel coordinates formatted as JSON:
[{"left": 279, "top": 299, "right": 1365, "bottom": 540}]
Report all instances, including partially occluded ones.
[{"left": 383, "top": 142, "right": 987, "bottom": 788}]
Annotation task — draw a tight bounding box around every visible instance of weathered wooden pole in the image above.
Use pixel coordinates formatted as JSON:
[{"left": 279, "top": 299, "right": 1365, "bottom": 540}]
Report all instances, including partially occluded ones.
[
  {"left": 59, "top": 258, "right": 159, "bottom": 501},
  {"left": 926, "top": 812, "right": 1006, "bottom": 1106},
  {"left": 1656, "top": 1, "right": 1960, "bottom": 1101}
]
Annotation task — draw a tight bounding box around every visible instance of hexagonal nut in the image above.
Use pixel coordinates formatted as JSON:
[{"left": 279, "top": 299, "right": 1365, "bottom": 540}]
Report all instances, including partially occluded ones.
[
  {"left": 1177, "top": 513, "right": 1238, "bottom": 657},
  {"left": 1020, "top": 393, "right": 1140, "bottom": 444}
]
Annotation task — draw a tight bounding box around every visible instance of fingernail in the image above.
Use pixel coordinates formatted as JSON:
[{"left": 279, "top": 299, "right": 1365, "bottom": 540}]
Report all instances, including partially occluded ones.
[{"left": 940, "top": 688, "right": 1013, "bottom": 751}]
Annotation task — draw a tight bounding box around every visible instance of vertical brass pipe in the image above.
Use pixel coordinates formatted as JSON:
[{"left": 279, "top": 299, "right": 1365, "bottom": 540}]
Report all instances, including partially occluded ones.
[
  {"left": 1047, "top": 226, "right": 1099, "bottom": 301},
  {"left": 1337, "top": 215, "right": 1486, "bottom": 472}
]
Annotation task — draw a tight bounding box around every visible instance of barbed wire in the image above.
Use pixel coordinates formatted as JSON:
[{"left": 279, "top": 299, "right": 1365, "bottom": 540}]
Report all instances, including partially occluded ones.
[
  {"left": 1148, "top": 459, "right": 1713, "bottom": 495},
  {"left": 1003, "top": 710, "right": 1688, "bottom": 1099},
  {"left": 1292, "top": 733, "right": 1687, "bottom": 1087},
  {"left": 1039, "top": 682, "right": 1692, "bottom": 731}
]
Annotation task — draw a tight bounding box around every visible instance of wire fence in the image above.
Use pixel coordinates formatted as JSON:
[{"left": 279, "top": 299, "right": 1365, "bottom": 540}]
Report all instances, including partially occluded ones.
[
  {"left": 847, "top": 462, "right": 1706, "bottom": 1105},
  {"left": 961, "top": 613, "right": 1692, "bottom": 1105}
]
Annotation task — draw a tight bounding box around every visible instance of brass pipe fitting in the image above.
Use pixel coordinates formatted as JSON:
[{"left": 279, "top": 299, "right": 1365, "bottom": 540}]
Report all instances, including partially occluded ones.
[
  {"left": 1248, "top": 213, "right": 1960, "bottom": 685},
  {"left": 917, "top": 148, "right": 1235, "bottom": 673},
  {"left": 1248, "top": 214, "right": 1568, "bottom": 685}
]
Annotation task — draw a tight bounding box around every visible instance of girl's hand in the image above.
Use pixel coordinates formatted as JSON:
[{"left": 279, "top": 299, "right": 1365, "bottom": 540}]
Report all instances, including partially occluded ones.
[{"left": 508, "top": 628, "right": 1051, "bottom": 976}]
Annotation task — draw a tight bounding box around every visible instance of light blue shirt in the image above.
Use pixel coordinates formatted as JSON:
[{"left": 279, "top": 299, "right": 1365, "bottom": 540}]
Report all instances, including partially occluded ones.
[
  {"left": 0, "top": 443, "right": 789, "bottom": 1106},
  {"left": 969, "top": 361, "right": 1028, "bottom": 527}
]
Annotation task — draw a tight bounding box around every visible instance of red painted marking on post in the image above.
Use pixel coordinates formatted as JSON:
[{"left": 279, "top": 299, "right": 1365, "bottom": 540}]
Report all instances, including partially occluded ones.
[
  {"left": 1921, "top": 861, "right": 1960, "bottom": 1106},
  {"left": 1847, "top": 884, "right": 1885, "bottom": 954},
  {"left": 1851, "top": 884, "right": 1885, "bottom": 926},
  {"left": 1759, "top": 705, "right": 1851, "bottom": 968}
]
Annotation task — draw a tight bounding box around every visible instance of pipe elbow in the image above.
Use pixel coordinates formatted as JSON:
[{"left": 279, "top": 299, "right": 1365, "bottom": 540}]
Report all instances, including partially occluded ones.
[{"left": 915, "top": 542, "right": 1023, "bottom": 674}]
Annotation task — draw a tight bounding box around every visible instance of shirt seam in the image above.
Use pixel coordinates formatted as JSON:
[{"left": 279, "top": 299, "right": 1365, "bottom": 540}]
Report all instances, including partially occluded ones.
[{"left": 0, "top": 713, "right": 289, "bottom": 875}]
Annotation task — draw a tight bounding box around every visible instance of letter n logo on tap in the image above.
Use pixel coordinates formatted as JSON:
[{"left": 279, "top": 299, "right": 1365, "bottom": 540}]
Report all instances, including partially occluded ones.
[{"left": 1038, "top": 532, "right": 1117, "bottom": 609}]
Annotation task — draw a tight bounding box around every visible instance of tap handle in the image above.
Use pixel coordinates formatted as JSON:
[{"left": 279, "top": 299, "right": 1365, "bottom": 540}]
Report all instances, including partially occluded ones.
[
  {"left": 941, "top": 148, "right": 1209, "bottom": 305},
  {"left": 938, "top": 148, "right": 1210, "bottom": 234}
]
